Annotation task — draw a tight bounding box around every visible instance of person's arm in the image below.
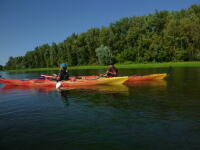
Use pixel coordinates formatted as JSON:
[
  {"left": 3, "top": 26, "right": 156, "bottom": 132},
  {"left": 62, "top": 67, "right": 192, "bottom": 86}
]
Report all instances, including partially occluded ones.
[
  {"left": 56, "top": 70, "right": 62, "bottom": 81},
  {"left": 65, "top": 71, "right": 69, "bottom": 80},
  {"left": 100, "top": 68, "right": 109, "bottom": 77},
  {"left": 105, "top": 68, "right": 112, "bottom": 75}
]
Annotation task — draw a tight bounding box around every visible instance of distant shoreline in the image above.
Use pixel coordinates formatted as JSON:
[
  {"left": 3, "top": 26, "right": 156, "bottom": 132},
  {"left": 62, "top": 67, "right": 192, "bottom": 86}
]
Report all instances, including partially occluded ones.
[{"left": 2, "top": 61, "right": 200, "bottom": 72}]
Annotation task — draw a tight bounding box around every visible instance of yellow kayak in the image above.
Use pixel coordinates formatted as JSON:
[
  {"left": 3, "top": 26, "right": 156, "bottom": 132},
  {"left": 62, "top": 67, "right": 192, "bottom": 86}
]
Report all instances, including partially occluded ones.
[{"left": 61, "top": 76, "right": 129, "bottom": 86}]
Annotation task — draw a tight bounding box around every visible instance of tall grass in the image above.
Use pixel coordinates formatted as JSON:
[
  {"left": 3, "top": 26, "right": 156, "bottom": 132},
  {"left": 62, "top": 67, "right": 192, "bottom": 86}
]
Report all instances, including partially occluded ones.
[{"left": 4, "top": 61, "right": 200, "bottom": 72}]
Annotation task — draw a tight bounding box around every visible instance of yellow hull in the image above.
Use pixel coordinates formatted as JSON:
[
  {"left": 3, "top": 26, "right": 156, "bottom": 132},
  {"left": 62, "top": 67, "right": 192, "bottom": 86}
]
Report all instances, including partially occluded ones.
[
  {"left": 97, "top": 76, "right": 129, "bottom": 85},
  {"left": 62, "top": 76, "right": 129, "bottom": 86}
]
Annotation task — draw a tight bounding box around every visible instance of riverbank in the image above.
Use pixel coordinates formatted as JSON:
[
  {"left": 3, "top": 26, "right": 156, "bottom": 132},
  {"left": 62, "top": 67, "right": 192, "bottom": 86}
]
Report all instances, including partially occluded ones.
[{"left": 3, "top": 61, "right": 200, "bottom": 72}]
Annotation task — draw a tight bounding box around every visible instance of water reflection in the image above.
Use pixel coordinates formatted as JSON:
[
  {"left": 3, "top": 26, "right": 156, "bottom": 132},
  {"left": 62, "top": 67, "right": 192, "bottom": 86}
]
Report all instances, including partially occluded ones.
[
  {"left": 60, "top": 84, "right": 129, "bottom": 94},
  {"left": 0, "top": 80, "right": 168, "bottom": 111},
  {"left": 0, "top": 85, "right": 55, "bottom": 93},
  {"left": 0, "top": 79, "right": 167, "bottom": 94},
  {"left": 58, "top": 90, "right": 70, "bottom": 106},
  {"left": 126, "top": 80, "right": 167, "bottom": 87}
]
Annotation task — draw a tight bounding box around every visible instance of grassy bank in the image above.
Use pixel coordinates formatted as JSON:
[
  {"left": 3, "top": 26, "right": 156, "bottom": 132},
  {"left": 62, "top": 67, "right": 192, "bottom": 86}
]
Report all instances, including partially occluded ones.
[{"left": 3, "top": 61, "right": 200, "bottom": 72}]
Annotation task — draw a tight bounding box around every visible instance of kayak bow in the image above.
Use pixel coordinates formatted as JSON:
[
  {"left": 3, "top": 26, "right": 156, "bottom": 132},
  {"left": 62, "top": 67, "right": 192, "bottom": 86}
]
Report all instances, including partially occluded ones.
[{"left": 127, "top": 73, "right": 167, "bottom": 82}]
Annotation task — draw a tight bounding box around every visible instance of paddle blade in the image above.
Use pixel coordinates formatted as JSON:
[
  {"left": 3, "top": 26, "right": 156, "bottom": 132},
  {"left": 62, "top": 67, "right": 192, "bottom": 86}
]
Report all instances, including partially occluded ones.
[{"left": 56, "top": 82, "right": 62, "bottom": 89}]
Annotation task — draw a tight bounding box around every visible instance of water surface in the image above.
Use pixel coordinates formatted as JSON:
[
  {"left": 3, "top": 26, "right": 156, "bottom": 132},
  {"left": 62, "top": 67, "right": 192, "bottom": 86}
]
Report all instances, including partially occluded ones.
[{"left": 0, "top": 67, "right": 200, "bottom": 150}]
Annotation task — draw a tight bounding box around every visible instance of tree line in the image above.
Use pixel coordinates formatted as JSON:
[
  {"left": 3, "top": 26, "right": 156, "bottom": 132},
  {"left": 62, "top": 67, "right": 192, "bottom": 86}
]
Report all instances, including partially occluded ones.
[{"left": 4, "top": 4, "right": 200, "bottom": 70}]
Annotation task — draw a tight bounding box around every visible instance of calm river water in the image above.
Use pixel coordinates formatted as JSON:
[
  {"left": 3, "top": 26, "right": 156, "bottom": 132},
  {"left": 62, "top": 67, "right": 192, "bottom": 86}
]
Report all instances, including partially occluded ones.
[{"left": 0, "top": 67, "right": 200, "bottom": 150}]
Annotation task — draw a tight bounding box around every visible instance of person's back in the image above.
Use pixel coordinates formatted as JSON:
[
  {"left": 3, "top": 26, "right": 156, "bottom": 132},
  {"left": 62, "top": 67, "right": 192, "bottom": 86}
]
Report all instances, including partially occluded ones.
[
  {"left": 57, "top": 64, "right": 69, "bottom": 81},
  {"left": 58, "top": 69, "right": 69, "bottom": 80}
]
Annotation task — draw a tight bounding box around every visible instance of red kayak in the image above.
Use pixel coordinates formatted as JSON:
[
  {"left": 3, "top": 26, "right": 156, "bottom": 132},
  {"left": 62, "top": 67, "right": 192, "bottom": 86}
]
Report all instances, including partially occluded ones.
[
  {"left": 127, "top": 73, "right": 167, "bottom": 82},
  {"left": 0, "top": 78, "right": 55, "bottom": 87}
]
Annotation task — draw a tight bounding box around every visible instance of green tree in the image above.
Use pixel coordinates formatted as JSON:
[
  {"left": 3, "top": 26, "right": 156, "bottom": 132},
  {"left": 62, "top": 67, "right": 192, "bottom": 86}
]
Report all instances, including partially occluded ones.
[
  {"left": 4, "top": 4, "right": 200, "bottom": 69},
  {"left": 0, "top": 65, "right": 3, "bottom": 70},
  {"left": 95, "top": 45, "right": 113, "bottom": 65}
]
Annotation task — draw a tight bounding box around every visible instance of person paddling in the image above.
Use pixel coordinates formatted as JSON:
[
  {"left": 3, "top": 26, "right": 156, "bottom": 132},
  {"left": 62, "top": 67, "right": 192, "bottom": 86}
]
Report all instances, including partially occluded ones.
[
  {"left": 101, "top": 61, "right": 118, "bottom": 77},
  {"left": 57, "top": 63, "right": 69, "bottom": 81}
]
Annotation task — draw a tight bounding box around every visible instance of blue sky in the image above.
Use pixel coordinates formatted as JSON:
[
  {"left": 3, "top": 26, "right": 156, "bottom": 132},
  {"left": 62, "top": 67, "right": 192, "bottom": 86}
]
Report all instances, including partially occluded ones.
[{"left": 0, "top": 0, "right": 199, "bottom": 65}]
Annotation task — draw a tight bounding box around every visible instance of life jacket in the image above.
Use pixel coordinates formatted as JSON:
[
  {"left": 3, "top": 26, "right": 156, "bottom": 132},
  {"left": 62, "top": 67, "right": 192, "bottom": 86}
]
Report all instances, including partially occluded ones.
[
  {"left": 107, "top": 67, "right": 118, "bottom": 77},
  {"left": 58, "top": 69, "right": 69, "bottom": 81}
]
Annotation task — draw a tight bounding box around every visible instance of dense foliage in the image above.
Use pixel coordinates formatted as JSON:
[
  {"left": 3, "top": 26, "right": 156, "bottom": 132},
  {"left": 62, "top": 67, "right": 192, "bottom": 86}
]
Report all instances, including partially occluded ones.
[
  {"left": 95, "top": 45, "right": 113, "bottom": 65},
  {"left": 5, "top": 4, "right": 200, "bottom": 69},
  {"left": 0, "top": 65, "right": 3, "bottom": 70}
]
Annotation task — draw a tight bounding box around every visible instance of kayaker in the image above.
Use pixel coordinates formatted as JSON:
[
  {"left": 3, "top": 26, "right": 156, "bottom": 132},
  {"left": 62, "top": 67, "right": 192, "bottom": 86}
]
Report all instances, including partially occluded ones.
[
  {"left": 56, "top": 63, "right": 69, "bottom": 81},
  {"left": 101, "top": 61, "right": 118, "bottom": 77}
]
